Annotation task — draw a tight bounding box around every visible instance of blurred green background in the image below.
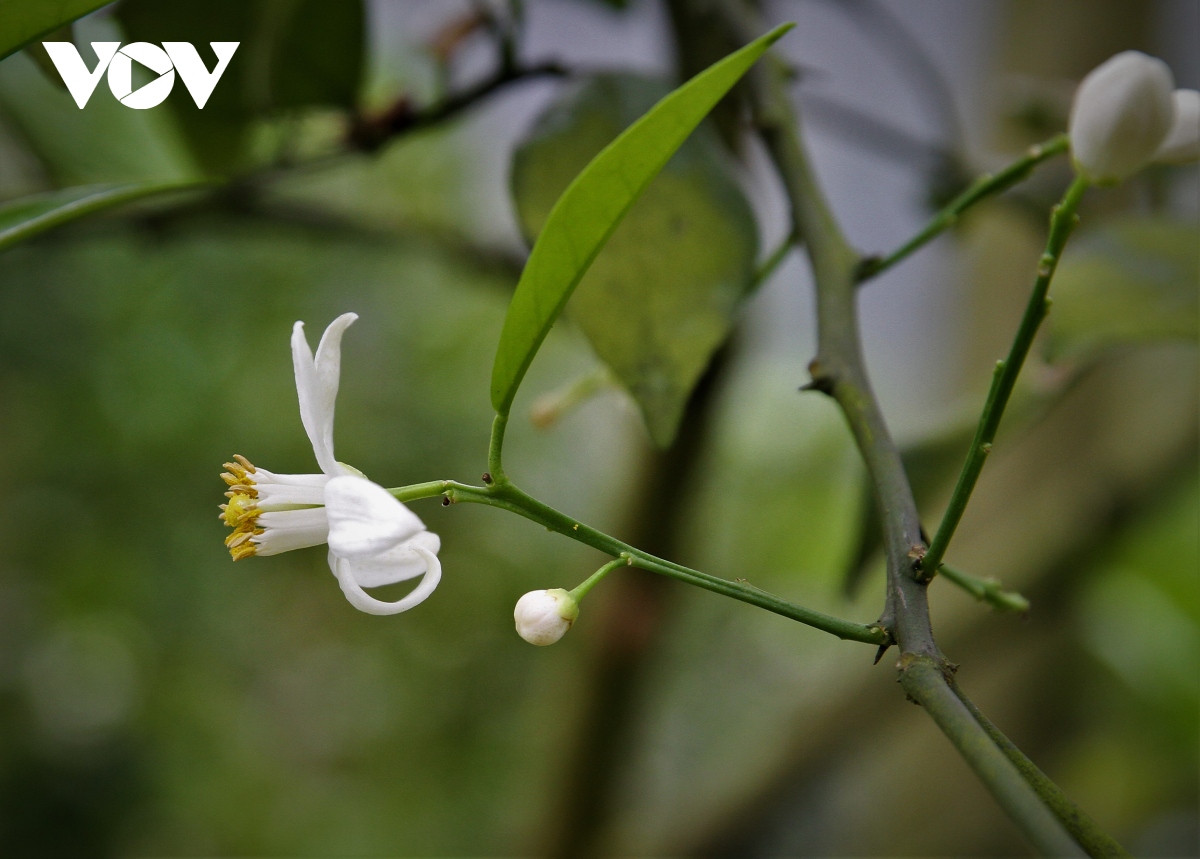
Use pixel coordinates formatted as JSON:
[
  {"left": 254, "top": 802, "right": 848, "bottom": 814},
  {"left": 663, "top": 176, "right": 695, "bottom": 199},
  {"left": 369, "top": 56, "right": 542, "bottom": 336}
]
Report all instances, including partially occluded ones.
[{"left": 0, "top": 1, "right": 1195, "bottom": 856}]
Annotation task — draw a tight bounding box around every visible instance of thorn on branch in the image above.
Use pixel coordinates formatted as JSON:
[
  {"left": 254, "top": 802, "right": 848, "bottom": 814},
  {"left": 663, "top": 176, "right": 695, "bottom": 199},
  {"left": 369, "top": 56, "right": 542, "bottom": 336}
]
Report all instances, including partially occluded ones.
[
  {"left": 801, "top": 360, "right": 836, "bottom": 396},
  {"left": 873, "top": 642, "right": 891, "bottom": 664}
]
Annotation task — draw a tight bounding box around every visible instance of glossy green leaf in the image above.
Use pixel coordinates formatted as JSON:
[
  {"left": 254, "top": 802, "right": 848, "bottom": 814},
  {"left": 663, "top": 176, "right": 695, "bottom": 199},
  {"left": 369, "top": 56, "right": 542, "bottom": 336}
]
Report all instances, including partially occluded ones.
[
  {"left": 490, "top": 23, "right": 793, "bottom": 416},
  {"left": 1047, "top": 217, "right": 1199, "bottom": 359},
  {"left": 0, "top": 0, "right": 110, "bottom": 62},
  {"left": 117, "top": 0, "right": 365, "bottom": 174},
  {"left": 0, "top": 182, "right": 210, "bottom": 252},
  {"left": 512, "top": 74, "right": 758, "bottom": 446}
]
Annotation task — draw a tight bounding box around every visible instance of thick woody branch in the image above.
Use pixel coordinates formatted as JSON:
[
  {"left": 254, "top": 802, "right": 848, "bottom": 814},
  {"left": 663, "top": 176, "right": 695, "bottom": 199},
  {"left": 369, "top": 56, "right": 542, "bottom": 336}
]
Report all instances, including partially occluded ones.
[
  {"left": 749, "top": 51, "right": 935, "bottom": 657},
  {"left": 900, "top": 657, "right": 1086, "bottom": 857}
]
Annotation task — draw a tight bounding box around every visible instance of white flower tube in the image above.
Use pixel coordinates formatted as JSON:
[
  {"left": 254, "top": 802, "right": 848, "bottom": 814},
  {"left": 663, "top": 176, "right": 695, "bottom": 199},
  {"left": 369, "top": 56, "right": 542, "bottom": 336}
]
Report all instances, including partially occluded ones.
[
  {"left": 1068, "top": 51, "right": 1175, "bottom": 183},
  {"left": 220, "top": 314, "right": 442, "bottom": 615},
  {"left": 514, "top": 589, "right": 579, "bottom": 645},
  {"left": 1155, "top": 89, "right": 1200, "bottom": 165}
]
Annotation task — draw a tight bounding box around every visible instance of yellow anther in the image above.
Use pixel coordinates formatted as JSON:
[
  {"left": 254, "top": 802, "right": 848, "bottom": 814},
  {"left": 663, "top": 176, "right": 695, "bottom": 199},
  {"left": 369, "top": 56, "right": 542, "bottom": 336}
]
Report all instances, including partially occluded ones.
[
  {"left": 229, "top": 541, "right": 257, "bottom": 561},
  {"left": 220, "top": 455, "right": 264, "bottom": 560}
]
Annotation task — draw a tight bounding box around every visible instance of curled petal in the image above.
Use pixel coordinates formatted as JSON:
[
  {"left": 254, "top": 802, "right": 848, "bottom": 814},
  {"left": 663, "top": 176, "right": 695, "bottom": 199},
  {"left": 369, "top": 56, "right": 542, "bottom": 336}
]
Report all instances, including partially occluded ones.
[
  {"left": 292, "top": 313, "right": 357, "bottom": 476},
  {"left": 325, "top": 475, "right": 425, "bottom": 559},
  {"left": 331, "top": 545, "right": 442, "bottom": 615},
  {"left": 342, "top": 531, "right": 441, "bottom": 588}
]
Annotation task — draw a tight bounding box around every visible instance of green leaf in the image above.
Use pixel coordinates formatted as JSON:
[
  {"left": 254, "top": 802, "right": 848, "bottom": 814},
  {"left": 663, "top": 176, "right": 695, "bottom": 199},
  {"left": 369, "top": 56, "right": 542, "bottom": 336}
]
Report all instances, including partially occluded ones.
[
  {"left": 489, "top": 23, "right": 793, "bottom": 417},
  {"left": 1047, "top": 217, "right": 1199, "bottom": 360},
  {"left": 0, "top": 182, "right": 210, "bottom": 252},
  {"left": 512, "top": 74, "right": 758, "bottom": 446},
  {"left": 0, "top": 0, "right": 110, "bottom": 62},
  {"left": 117, "top": 0, "right": 365, "bottom": 174}
]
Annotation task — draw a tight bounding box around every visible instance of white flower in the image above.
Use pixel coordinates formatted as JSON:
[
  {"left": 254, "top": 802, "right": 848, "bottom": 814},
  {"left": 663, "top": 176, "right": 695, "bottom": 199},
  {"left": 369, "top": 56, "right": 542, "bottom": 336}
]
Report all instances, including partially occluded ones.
[
  {"left": 220, "top": 313, "right": 441, "bottom": 615},
  {"left": 1069, "top": 50, "right": 1175, "bottom": 183},
  {"left": 514, "top": 589, "right": 578, "bottom": 645},
  {"left": 1154, "top": 89, "right": 1200, "bottom": 165}
]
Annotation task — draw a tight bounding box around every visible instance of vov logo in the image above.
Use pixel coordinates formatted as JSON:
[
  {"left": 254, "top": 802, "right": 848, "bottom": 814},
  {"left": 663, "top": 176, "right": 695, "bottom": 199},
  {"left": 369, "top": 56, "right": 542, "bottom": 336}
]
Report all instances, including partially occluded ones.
[{"left": 42, "top": 42, "right": 239, "bottom": 110}]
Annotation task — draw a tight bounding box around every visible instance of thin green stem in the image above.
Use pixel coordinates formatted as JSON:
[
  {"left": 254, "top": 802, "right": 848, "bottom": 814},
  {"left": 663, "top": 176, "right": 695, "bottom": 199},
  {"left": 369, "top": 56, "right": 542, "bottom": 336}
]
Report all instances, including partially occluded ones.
[
  {"left": 386, "top": 479, "right": 887, "bottom": 644},
  {"left": 857, "top": 134, "right": 1069, "bottom": 283},
  {"left": 530, "top": 367, "right": 614, "bottom": 429},
  {"left": 487, "top": 412, "right": 509, "bottom": 482},
  {"left": 748, "top": 232, "right": 795, "bottom": 293},
  {"left": 921, "top": 175, "right": 1089, "bottom": 578},
  {"left": 950, "top": 681, "right": 1131, "bottom": 858},
  {"left": 900, "top": 656, "right": 1086, "bottom": 857},
  {"left": 569, "top": 556, "right": 628, "bottom": 602},
  {"left": 938, "top": 563, "right": 1030, "bottom": 613}
]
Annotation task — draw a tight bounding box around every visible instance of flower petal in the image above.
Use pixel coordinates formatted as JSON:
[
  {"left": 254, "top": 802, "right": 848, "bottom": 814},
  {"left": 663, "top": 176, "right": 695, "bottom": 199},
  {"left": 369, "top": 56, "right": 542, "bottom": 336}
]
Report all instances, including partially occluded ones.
[
  {"left": 255, "top": 478, "right": 329, "bottom": 509},
  {"left": 341, "top": 531, "right": 441, "bottom": 588},
  {"left": 252, "top": 507, "right": 329, "bottom": 555},
  {"left": 291, "top": 313, "right": 357, "bottom": 476},
  {"left": 330, "top": 545, "right": 442, "bottom": 615},
  {"left": 324, "top": 475, "right": 425, "bottom": 559}
]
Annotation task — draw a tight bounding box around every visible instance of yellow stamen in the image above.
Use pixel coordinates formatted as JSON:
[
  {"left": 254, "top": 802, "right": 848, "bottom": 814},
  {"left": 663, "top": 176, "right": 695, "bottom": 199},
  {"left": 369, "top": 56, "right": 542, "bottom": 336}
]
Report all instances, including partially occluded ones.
[{"left": 220, "top": 455, "right": 261, "bottom": 560}]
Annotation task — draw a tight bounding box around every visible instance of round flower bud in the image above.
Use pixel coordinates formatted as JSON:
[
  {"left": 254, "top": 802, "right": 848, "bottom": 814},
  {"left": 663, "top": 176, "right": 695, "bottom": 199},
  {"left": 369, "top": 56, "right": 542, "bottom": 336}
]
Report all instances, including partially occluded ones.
[
  {"left": 1068, "top": 51, "right": 1174, "bottom": 184},
  {"left": 1154, "top": 89, "right": 1200, "bottom": 165},
  {"left": 514, "top": 588, "right": 579, "bottom": 646}
]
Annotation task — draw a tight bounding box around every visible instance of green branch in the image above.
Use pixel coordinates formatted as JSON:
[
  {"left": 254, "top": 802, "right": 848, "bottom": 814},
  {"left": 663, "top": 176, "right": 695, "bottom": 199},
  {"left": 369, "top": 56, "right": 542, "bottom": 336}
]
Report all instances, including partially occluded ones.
[
  {"left": 938, "top": 563, "right": 1029, "bottom": 613},
  {"left": 856, "top": 134, "right": 1069, "bottom": 283},
  {"left": 950, "top": 682, "right": 1131, "bottom": 858},
  {"left": 748, "top": 48, "right": 932, "bottom": 655},
  {"left": 388, "top": 477, "right": 886, "bottom": 645},
  {"left": 921, "top": 175, "right": 1089, "bottom": 578},
  {"left": 900, "top": 656, "right": 1086, "bottom": 857}
]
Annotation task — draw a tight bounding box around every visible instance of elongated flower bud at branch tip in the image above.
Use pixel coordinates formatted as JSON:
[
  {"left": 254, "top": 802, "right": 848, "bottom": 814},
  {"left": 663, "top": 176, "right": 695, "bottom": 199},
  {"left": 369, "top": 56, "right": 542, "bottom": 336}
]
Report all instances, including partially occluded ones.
[
  {"left": 514, "top": 588, "right": 579, "bottom": 645},
  {"left": 1155, "top": 89, "right": 1200, "bottom": 165},
  {"left": 1068, "top": 51, "right": 1174, "bottom": 183}
]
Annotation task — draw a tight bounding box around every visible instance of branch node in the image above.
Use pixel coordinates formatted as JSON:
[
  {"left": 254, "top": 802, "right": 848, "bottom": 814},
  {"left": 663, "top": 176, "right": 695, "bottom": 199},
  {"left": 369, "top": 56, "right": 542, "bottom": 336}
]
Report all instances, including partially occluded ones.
[{"left": 853, "top": 255, "right": 882, "bottom": 281}]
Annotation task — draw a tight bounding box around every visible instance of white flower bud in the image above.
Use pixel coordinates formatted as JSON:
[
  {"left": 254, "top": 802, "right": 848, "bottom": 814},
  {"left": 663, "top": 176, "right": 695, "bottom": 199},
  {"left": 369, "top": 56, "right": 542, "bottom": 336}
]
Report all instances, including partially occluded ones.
[
  {"left": 1068, "top": 51, "right": 1174, "bottom": 183},
  {"left": 514, "top": 588, "right": 579, "bottom": 646},
  {"left": 1154, "top": 89, "right": 1200, "bottom": 165}
]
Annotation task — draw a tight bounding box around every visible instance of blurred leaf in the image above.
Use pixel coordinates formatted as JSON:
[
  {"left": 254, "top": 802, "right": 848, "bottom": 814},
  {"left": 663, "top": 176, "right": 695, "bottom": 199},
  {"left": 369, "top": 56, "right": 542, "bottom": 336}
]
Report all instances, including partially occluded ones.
[
  {"left": 513, "top": 74, "right": 758, "bottom": 446},
  {"left": 0, "top": 44, "right": 202, "bottom": 185},
  {"left": 490, "top": 23, "right": 791, "bottom": 418},
  {"left": 0, "top": 182, "right": 210, "bottom": 251},
  {"left": 117, "top": 0, "right": 365, "bottom": 173},
  {"left": 1047, "top": 217, "right": 1199, "bottom": 360},
  {"left": 0, "top": 0, "right": 109, "bottom": 62},
  {"left": 1078, "top": 479, "right": 1199, "bottom": 752}
]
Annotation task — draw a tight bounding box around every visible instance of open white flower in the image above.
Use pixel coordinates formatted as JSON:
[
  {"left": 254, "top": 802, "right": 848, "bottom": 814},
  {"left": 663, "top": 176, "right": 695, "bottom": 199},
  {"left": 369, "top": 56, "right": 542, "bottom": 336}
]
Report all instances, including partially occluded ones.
[{"left": 220, "top": 313, "right": 441, "bottom": 615}]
